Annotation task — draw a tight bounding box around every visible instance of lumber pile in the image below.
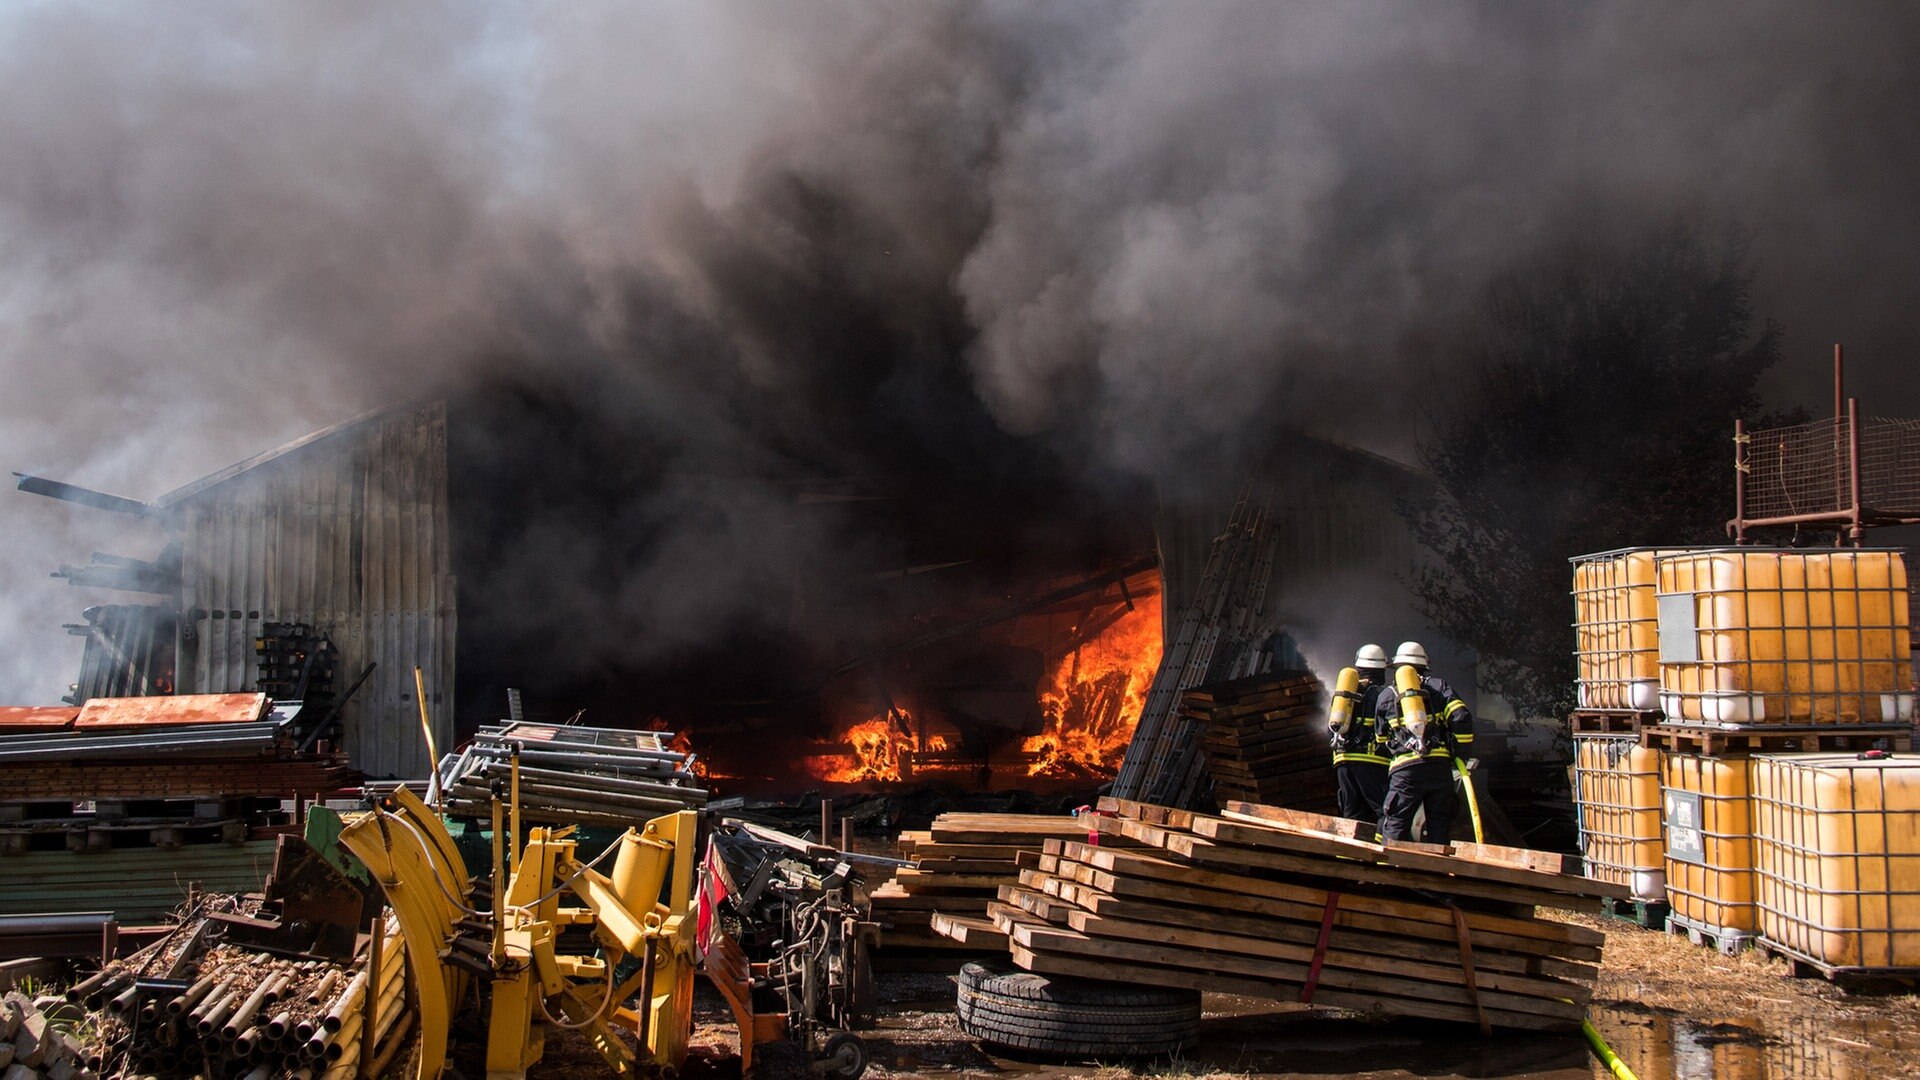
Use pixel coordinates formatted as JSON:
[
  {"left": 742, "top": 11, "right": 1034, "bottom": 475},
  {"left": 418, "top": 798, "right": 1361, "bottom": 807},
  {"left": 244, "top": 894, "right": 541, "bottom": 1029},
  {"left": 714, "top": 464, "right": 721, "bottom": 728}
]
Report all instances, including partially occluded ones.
[
  {"left": 948, "top": 798, "right": 1623, "bottom": 1033},
  {"left": 869, "top": 814, "right": 1109, "bottom": 956},
  {"left": 1191, "top": 673, "right": 1337, "bottom": 812}
]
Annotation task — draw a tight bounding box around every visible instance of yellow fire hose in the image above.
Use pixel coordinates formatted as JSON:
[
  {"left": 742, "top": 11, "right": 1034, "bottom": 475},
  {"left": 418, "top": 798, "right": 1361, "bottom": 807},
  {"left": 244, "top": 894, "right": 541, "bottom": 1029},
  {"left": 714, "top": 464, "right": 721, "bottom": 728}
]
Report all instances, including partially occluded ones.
[
  {"left": 1583, "top": 1018, "right": 1639, "bottom": 1080},
  {"left": 1453, "top": 757, "right": 1484, "bottom": 844}
]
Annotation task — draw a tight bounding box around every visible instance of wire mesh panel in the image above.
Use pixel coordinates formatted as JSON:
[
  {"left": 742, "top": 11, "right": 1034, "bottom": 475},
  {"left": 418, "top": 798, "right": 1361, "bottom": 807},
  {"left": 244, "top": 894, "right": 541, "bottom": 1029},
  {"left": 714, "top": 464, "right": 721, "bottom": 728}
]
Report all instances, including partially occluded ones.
[
  {"left": 1574, "top": 734, "right": 1665, "bottom": 899},
  {"left": 1570, "top": 548, "right": 1679, "bottom": 712},
  {"left": 1741, "top": 415, "right": 1920, "bottom": 526},
  {"left": 1860, "top": 417, "right": 1920, "bottom": 514},
  {"left": 1752, "top": 753, "right": 1920, "bottom": 971},
  {"left": 1655, "top": 549, "right": 1914, "bottom": 724},
  {"left": 1742, "top": 417, "right": 1850, "bottom": 521}
]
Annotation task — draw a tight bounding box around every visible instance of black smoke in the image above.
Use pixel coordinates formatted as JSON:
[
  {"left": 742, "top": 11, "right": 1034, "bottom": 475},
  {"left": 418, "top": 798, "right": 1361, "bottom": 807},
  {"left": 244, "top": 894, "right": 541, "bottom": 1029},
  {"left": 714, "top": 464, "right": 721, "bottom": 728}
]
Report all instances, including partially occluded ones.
[{"left": 3, "top": 2, "right": 1919, "bottom": 703}]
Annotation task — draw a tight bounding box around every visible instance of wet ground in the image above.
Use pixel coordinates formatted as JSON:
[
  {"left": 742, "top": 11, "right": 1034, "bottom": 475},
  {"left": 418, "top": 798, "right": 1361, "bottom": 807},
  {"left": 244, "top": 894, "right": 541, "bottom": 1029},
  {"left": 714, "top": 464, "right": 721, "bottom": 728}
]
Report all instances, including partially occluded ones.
[{"left": 531, "top": 911, "right": 1920, "bottom": 1079}]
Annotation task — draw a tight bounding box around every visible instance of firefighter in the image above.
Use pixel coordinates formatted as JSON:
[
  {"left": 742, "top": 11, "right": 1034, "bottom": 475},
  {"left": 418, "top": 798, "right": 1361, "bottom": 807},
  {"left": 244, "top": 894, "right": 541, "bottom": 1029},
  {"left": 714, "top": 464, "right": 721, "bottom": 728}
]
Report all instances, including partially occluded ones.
[
  {"left": 1328, "top": 644, "right": 1390, "bottom": 827},
  {"left": 1375, "top": 641, "right": 1474, "bottom": 843}
]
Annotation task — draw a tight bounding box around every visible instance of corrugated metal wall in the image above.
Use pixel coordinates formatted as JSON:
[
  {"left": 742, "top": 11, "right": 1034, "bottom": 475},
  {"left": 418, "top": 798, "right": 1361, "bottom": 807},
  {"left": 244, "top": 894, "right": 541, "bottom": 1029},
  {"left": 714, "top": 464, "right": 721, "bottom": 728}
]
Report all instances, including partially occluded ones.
[
  {"left": 0, "top": 842, "right": 278, "bottom": 922},
  {"left": 168, "top": 403, "right": 455, "bottom": 778}
]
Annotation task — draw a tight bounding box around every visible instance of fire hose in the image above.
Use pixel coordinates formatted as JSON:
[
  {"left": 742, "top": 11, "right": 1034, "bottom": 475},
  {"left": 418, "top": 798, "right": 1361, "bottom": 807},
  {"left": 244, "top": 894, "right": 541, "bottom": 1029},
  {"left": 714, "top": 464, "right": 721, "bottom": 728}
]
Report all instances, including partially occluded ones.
[
  {"left": 1583, "top": 1018, "right": 1640, "bottom": 1080},
  {"left": 1454, "top": 757, "right": 1484, "bottom": 844}
]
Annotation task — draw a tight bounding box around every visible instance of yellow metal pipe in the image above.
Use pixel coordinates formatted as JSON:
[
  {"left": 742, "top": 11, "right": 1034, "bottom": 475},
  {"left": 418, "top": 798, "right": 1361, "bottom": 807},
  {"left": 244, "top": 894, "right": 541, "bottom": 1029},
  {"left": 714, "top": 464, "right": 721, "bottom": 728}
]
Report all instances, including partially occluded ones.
[{"left": 413, "top": 667, "right": 443, "bottom": 815}]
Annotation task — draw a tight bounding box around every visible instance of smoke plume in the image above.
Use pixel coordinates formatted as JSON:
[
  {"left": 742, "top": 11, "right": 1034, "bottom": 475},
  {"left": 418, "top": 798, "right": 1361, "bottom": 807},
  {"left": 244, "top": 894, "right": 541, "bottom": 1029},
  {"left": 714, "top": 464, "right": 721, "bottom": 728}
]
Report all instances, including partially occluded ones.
[{"left": 2, "top": 2, "right": 1918, "bottom": 702}]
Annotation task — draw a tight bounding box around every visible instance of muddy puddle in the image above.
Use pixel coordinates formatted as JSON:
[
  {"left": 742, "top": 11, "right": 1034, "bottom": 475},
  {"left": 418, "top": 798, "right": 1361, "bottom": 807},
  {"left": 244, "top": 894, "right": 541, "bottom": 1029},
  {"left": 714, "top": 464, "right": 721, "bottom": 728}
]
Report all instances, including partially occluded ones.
[
  {"left": 1588, "top": 1001, "right": 1920, "bottom": 1080},
  {"left": 844, "top": 982, "right": 1920, "bottom": 1079}
]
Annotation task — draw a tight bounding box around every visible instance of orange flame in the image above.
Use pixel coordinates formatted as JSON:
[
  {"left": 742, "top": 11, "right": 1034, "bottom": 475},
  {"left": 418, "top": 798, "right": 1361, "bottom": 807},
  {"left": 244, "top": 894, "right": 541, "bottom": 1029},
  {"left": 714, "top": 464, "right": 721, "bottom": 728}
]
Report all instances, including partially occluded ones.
[
  {"left": 1023, "top": 593, "right": 1163, "bottom": 777},
  {"left": 808, "top": 709, "right": 921, "bottom": 783}
]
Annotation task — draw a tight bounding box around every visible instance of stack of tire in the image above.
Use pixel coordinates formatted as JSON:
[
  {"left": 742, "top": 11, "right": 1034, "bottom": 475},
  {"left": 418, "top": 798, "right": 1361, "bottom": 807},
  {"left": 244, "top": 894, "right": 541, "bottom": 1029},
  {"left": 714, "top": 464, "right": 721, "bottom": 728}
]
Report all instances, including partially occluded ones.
[{"left": 956, "top": 962, "right": 1200, "bottom": 1059}]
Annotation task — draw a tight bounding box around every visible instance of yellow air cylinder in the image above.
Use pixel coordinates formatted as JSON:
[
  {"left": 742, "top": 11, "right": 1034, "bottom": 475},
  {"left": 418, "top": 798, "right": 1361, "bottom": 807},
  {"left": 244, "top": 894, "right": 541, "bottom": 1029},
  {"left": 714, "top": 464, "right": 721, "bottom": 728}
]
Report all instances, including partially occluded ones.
[
  {"left": 1662, "top": 753, "right": 1758, "bottom": 933},
  {"left": 1571, "top": 548, "right": 1673, "bottom": 712},
  {"left": 1328, "top": 666, "right": 1360, "bottom": 733},
  {"left": 1752, "top": 752, "right": 1920, "bottom": 969},
  {"left": 1394, "top": 664, "right": 1428, "bottom": 746},
  {"left": 1576, "top": 735, "right": 1666, "bottom": 899},
  {"left": 1657, "top": 550, "right": 1913, "bottom": 724}
]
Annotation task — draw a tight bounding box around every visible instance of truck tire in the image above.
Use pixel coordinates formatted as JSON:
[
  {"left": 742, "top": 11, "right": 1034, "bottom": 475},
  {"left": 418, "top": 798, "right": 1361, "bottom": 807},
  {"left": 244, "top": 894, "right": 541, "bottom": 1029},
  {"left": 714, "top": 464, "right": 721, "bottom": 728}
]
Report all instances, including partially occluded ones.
[{"left": 955, "top": 961, "right": 1200, "bottom": 1058}]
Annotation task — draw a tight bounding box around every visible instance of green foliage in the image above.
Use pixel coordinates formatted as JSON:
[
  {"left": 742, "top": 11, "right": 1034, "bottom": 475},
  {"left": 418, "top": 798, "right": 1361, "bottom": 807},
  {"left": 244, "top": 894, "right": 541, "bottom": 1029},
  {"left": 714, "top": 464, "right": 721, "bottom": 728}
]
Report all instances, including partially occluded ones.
[{"left": 1400, "top": 218, "right": 1789, "bottom": 717}]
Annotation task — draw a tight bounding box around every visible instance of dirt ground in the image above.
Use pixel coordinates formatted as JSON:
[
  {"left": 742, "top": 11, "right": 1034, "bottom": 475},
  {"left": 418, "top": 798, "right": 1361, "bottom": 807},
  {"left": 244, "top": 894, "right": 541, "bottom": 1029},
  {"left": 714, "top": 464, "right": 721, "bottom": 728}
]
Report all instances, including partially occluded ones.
[{"left": 630, "top": 912, "right": 1920, "bottom": 1080}]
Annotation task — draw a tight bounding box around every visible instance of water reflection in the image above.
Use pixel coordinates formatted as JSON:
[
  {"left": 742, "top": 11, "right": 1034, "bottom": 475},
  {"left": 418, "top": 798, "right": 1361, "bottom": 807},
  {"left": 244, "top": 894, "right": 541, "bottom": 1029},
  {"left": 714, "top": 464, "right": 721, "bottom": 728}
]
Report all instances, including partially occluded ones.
[{"left": 1590, "top": 1003, "right": 1917, "bottom": 1079}]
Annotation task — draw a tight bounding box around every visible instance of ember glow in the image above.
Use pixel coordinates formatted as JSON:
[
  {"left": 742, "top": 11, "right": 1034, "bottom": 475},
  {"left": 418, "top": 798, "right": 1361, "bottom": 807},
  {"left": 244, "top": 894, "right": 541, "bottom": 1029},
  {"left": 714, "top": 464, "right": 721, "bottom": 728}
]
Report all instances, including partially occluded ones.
[{"left": 1023, "top": 593, "right": 1163, "bottom": 777}]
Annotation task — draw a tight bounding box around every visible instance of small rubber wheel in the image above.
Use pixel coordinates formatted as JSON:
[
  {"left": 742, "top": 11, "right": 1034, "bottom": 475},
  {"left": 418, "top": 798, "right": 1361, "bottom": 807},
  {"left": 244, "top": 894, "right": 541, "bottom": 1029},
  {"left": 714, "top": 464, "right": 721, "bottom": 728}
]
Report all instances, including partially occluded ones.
[{"left": 821, "top": 1031, "right": 869, "bottom": 1080}]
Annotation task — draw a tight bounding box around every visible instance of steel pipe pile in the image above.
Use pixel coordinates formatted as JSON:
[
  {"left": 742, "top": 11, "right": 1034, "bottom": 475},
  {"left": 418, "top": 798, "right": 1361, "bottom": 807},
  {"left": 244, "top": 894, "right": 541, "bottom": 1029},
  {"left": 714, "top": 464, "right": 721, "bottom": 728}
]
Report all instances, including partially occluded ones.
[
  {"left": 437, "top": 721, "right": 707, "bottom": 826},
  {"left": 66, "top": 915, "right": 413, "bottom": 1078}
]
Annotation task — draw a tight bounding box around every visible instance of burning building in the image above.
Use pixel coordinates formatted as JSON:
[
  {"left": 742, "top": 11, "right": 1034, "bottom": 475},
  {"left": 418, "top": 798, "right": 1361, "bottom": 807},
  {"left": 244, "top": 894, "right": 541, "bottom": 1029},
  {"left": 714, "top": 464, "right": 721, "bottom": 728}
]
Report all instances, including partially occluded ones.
[{"left": 19, "top": 394, "right": 1499, "bottom": 797}]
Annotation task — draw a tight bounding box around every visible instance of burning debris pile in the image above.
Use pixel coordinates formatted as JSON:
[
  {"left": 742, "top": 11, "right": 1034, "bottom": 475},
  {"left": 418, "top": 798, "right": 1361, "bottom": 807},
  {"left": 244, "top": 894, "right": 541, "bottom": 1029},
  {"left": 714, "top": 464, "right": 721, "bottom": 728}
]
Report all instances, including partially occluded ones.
[
  {"left": 805, "top": 573, "right": 1164, "bottom": 788},
  {"left": 1022, "top": 593, "right": 1163, "bottom": 779}
]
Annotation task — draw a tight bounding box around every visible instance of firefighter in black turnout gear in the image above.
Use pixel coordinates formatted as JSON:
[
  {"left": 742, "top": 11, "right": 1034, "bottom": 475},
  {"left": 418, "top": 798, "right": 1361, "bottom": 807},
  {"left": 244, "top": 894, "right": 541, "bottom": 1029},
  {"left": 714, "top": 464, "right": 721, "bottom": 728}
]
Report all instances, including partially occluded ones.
[
  {"left": 1376, "top": 641, "right": 1474, "bottom": 843},
  {"left": 1328, "top": 644, "right": 1390, "bottom": 827}
]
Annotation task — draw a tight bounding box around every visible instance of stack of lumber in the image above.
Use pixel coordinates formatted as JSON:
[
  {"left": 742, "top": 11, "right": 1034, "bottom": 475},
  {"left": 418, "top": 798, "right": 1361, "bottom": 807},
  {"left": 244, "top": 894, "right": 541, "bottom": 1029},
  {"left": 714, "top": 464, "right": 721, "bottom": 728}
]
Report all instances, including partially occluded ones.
[
  {"left": 1192, "top": 673, "right": 1337, "bottom": 813},
  {"left": 869, "top": 814, "right": 1109, "bottom": 956},
  {"left": 946, "top": 797, "right": 1623, "bottom": 1033}
]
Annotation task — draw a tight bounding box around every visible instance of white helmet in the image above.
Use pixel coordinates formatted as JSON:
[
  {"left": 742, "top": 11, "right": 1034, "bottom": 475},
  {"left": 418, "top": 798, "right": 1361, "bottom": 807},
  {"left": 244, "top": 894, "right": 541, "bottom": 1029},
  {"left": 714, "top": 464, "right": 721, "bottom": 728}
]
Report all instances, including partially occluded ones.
[
  {"left": 1393, "top": 641, "right": 1429, "bottom": 668},
  {"left": 1354, "top": 644, "right": 1388, "bottom": 670}
]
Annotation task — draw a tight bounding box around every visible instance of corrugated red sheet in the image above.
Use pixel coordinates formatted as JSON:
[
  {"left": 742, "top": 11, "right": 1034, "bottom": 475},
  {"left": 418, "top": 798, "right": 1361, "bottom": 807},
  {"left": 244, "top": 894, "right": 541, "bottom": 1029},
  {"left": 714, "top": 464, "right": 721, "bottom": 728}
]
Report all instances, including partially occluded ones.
[
  {"left": 73, "top": 692, "right": 269, "bottom": 729},
  {"left": 0, "top": 706, "right": 80, "bottom": 733}
]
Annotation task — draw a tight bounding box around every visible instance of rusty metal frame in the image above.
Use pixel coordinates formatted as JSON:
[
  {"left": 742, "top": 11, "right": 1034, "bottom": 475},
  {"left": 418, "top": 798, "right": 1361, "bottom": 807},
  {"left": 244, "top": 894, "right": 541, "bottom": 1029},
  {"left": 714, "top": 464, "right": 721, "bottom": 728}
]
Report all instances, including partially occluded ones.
[{"left": 1730, "top": 346, "right": 1920, "bottom": 544}]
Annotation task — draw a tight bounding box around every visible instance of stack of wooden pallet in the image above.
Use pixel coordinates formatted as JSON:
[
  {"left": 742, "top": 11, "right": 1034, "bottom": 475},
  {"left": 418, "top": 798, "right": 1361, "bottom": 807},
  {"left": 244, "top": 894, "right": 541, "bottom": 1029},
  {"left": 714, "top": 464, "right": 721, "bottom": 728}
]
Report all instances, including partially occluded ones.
[
  {"left": 1193, "top": 673, "right": 1337, "bottom": 813},
  {"left": 945, "top": 798, "right": 1622, "bottom": 1032},
  {"left": 869, "top": 813, "right": 1108, "bottom": 957}
]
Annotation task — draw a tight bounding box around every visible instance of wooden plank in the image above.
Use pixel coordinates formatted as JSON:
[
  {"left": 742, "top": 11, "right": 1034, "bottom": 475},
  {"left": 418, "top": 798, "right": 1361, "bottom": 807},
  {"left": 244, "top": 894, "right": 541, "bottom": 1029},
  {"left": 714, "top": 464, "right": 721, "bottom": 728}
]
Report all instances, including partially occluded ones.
[
  {"left": 889, "top": 871, "right": 1014, "bottom": 890},
  {"left": 1051, "top": 844, "right": 1605, "bottom": 950},
  {"left": 1187, "top": 814, "right": 1385, "bottom": 862},
  {"left": 1051, "top": 907, "right": 1588, "bottom": 1007},
  {"left": 929, "top": 912, "right": 1010, "bottom": 949},
  {"left": 1093, "top": 815, "right": 1601, "bottom": 915},
  {"left": 1218, "top": 801, "right": 1374, "bottom": 839},
  {"left": 907, "top": 858, "right": 1026, "bottom": 874},
  {"left": 997, "top": 882, "right": 1597, "bottom": 985},
  {"left": 1381, "top": 842, "right": 1629, "bottom": 901},
  {"left": 1005, "top": 922, "right": 1583, "bottom": 1022},
  {"left": 1006, "top": 947, "right": 1577, "bottom": 1033},
  {"left": 1026, "top": 864, "right": 1602, "bottom": 965}
]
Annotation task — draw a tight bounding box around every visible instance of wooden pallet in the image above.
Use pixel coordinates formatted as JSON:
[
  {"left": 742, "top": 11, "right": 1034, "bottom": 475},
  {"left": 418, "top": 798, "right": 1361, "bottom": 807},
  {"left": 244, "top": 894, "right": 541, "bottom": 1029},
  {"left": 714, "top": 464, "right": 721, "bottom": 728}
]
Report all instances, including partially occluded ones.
[
  {"left": 1638, "top": 724, "right": 1912, "bottom": 756},
  {"left": 932, "top": 798, "right": 1613, "bottom": 1032},
  {"left": 1599, "top": 896, "right": 1670, "bottom": 930},
  {"left": 1568, "top": 711, "right": 1659, "bottom": 735},
  {"left": 1755, "top": 937, "right": 1920, "bottom": 989},
  {"left": 1665, "top": 912, "right": 1757, "bottom": 956},
  {"left": 0, "top": 757, "right": 357, "bottom": 802}
]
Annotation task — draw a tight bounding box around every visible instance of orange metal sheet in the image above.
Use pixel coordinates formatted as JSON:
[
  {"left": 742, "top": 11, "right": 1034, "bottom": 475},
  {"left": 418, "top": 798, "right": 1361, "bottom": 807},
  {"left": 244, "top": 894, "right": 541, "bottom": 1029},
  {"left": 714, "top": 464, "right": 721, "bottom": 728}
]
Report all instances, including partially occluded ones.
[
  {"left": 0, "top": 706, "right": 79, "bottom": 733},
  {"left": 74, "top": 692, "right": 270, "bottom": 729}
]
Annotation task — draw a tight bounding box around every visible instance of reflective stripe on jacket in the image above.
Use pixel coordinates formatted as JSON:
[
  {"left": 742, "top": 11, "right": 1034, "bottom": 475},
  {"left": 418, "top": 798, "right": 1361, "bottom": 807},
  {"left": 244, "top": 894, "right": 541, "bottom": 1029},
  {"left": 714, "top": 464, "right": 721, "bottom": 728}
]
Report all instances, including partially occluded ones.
[{"left": 1375, "top": 673, "right": 1474, "bottom": 770}]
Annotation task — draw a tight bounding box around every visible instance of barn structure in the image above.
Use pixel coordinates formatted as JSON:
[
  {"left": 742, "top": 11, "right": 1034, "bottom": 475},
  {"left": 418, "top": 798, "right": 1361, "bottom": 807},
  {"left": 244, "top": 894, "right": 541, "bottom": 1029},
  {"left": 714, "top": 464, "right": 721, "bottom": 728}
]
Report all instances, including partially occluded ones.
[{"left": 23, "top": 401, "right": 454, "bottom": 779}]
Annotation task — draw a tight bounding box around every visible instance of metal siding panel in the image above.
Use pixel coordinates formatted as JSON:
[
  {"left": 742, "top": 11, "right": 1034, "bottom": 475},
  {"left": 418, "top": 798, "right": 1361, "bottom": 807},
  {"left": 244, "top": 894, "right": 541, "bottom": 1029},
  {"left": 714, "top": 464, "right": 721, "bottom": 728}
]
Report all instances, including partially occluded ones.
[
  {"left": 0, "top": 842, "right": 278, "bottom": 922},
  {"left": 170, "top": 403, "right": 454, "bottom": 778}
]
